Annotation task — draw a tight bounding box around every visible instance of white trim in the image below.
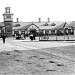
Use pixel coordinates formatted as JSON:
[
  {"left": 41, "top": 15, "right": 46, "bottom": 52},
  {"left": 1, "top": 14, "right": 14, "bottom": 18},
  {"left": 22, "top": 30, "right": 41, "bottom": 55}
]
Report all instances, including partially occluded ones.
[
  {"left": 74, "top": 30, "right": 75, "bottom": 35},
  {"left": 43, "top": 30, "right": 45, "bottom": 34},
  {"left": 19, "top": 31, "right": 21, "bottom": 34},
  {"left": 12, "top": 31, "right": 14, "bottom": 35},
  {"left": 4, "top": 29, "right": 5, "bottom": 33},
  {"left": 55, "top": 30, "right": 57, "bottom": 33},
  {"left": 49, "top": 30, "right": 51, "bottom": 34}
]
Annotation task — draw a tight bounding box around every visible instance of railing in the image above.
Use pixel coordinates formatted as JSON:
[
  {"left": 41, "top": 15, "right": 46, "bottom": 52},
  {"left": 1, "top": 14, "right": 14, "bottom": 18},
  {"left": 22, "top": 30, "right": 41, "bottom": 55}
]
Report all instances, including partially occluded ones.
[{"left": 39, "top": 35, "right": 75, "bottom": 41}]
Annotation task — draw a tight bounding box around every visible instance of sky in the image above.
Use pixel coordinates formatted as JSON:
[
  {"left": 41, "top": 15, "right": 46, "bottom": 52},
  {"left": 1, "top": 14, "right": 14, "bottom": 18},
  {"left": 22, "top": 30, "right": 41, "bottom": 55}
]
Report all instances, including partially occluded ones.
[{"left": 0, "top": 0, "right": 75, "bottom": 22}]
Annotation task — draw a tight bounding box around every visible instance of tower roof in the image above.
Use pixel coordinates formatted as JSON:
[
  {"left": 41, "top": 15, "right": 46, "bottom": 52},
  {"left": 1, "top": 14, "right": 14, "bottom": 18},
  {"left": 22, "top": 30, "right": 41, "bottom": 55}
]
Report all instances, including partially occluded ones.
[{"left": 5, "top": 6, "right": 11, "bottom": 9}]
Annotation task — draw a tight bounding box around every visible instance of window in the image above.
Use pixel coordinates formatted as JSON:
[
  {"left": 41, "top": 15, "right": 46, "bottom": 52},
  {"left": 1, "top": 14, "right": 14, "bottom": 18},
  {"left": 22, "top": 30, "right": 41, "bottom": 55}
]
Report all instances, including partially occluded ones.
[
  {"left": 51, "top": 30, "right": 55, "bottom": 34},
  {"left": 6, "top": 27, "right": 12, "bottom": 32},
  {"left": 45, "top": 30, "right": 49, "bottom": 35},
  {"left": 5, "top": 22, "right": 11, "bottom": 26},
  {"left": 6, "top": 16, "right": 11, "bottom": 18}
]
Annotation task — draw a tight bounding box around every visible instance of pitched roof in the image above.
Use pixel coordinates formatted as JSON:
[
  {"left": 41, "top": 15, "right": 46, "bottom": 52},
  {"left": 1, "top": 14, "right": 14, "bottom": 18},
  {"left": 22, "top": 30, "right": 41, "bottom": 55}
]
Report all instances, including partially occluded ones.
[
  {"left": 40, "top": 23, "right": 49, "bottom": 26},
  {"left": 49, "top": 21, "right": 63, "bottom": 26},
  {"left": 12, "top": 22, "right": 31, "bottom": 30},
  {"left": 68, "top": 21, "right": 75, "bottom": 27},
  {"left": 17, "top": 24, "right": 32, "bottom": 30},
  {"left": 39, "top": 26, "right": 55, "bottom": 29},
  {"left": 12, "top": 21, "right": 64, "bottom": 26},
  {"left": 0, "top": 21, "right": 72, "bottom": 30},
  {"left": 0, "top": 22, "right": 4, "bottom": 27},
  {"left": 50, "top": 23, "right": 56, "bottom": 26},
  {"left": 12, "top": 21, "right": 64, "bottom": 30},
  {"left": 13, "top": 23, "right": 21, "bottom": 27},
  {"left": 0, "top": 22, "right": 4, "bottom": 29},
  {"left": 52, "top": 22, "right": 65, "bottom": 30},
  {"left": 52, "top": 21, "right": 71, "bottom": 30},
  {"left": 13, "top": 22, "right": 39, "bottom": 30}
]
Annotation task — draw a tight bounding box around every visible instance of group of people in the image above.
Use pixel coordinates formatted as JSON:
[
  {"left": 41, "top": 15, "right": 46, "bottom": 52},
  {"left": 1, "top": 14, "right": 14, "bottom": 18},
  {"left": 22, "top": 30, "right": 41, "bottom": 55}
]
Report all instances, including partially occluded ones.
[
  {"left": 0, "top": 33, "right": 36, "bottom": 43},
  {"left": 14, "top": 33, "right": 36, "bottom": 41}
]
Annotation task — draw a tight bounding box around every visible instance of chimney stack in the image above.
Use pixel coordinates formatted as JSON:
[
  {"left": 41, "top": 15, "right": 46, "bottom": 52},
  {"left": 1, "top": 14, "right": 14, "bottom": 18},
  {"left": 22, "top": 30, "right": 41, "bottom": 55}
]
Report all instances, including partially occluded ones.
[
  {"left": 16, "top": 18, "right": 19, "bottom": 23},
  {"left": 47, "top": 17, "right": 50, "bottom": 22},
  {"left": 38, "top": 17, "right": 41, "bottom": 22}
]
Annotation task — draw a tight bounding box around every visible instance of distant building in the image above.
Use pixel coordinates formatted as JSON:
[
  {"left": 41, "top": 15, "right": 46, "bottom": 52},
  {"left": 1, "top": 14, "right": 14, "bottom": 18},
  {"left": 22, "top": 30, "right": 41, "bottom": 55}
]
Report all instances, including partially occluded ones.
[
  {"left": 0, "top": 6, "right": 75, "bottom": 37},
  {"left": 3, "top": 6, "right": 14, "bottom": 36}
]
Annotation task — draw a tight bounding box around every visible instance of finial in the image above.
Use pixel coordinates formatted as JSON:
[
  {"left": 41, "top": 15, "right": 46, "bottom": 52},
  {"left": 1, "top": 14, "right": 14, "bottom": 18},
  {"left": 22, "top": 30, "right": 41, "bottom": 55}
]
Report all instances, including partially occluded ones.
[
  {"left": 47, "top": 17, "right": 50, "bottom": 22},
  {"left": 7, "top": 4, "right": 8, "bottom": 7},
  {"left": 65, "top": 19, "right": 67, "bottom": 24},
  {"left": 65, "top": 19, "right": 66, "bottom": 22},
  {"left": 38, "top": 17, "right": 41, "bottom": 22}
]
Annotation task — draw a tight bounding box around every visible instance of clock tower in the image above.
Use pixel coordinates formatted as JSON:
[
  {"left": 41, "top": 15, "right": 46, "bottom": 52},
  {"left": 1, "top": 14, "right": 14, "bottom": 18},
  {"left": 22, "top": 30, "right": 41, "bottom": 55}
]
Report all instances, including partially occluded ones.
[{"left": 3, "top": 6, "right": 14, "bottom": 37}]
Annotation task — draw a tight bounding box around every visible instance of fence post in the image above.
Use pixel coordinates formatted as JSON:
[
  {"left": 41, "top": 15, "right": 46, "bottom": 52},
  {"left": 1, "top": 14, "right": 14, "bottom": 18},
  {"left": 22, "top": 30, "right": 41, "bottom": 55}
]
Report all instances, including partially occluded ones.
[
  {"left": 64, "top": 35, "right": 65, "bottom": 40},
  {"left": 67, "top": 35, "right": 69, "bottom": 40},
  {"left": 56, "top": 35, "right": 57, "bottom": 41},
  {"left": 39, "top": 36, "right": 40, "bottom": 41}
]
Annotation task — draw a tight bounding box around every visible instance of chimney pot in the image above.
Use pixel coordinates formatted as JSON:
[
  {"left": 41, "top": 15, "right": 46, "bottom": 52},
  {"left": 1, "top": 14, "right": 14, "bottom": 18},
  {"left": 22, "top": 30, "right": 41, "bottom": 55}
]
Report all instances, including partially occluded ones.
[
  {"left": 38, "top": 18, "right": 41, "bottom": 22},
  {"left": 17, "top": 18, "right": 19, "bottom": 23},
  {"left": 47, "top": 17, "right": 50, "bottom": 22}
]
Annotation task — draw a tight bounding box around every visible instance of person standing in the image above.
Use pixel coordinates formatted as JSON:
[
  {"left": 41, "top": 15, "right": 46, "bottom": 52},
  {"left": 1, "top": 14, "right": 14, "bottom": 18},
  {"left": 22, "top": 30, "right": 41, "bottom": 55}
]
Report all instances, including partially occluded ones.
[
  {"left": 30, "top": 33, "right": 33, "bottom": 41},
  {"left": 33, "top": 34, "right": 35, "bottom": 40},
  {"left": 2, "top": 34, "right": 6, "bottom": 43}
]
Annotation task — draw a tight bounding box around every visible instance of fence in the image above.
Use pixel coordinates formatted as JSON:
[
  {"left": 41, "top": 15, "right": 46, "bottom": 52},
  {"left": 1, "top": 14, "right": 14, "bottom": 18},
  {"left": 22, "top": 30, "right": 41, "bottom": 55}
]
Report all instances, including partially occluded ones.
[{"left": 39, "top": 35, "right": 75, "bottom": 41}]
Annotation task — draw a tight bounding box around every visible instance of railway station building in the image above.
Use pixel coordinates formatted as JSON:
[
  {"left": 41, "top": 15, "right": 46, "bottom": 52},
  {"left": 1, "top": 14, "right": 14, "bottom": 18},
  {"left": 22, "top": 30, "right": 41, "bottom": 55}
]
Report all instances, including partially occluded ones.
[{"left": 0, "top": 6, "right": 75, "bottom": 37}]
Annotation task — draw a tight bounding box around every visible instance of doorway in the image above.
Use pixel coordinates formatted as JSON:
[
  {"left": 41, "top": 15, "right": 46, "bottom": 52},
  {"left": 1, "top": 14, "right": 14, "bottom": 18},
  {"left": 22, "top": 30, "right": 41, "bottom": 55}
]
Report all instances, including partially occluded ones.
[{"left": 30, "top": 29, "right": 36, "bottom": 34}]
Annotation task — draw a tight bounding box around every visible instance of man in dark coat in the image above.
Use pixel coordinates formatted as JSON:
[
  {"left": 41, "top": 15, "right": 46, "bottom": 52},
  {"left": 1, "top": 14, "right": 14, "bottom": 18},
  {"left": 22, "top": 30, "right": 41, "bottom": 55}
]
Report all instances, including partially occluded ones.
[
  {"left": 30, "top": 33, "right": 33, "bottom": 41},
  {"left": 33, "top": 34, "right": 35, "bottom": 40},
  {"left": 2, "top": 34, "right": 6, "bottom": 43}
]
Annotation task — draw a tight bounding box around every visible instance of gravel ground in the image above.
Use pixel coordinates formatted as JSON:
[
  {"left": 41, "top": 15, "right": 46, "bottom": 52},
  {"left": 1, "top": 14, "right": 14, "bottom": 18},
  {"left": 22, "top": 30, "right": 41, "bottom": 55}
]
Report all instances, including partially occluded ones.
[{"left": 0, "top": 45, "right": 75, "bottom": 75}]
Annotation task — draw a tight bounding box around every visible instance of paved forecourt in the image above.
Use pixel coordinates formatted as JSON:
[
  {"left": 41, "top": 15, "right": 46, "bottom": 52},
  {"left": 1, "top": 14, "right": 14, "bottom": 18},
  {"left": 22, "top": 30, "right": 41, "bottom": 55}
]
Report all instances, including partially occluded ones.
[{"left": 0, "top": 37, "right": 74, "bottom": 52}]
